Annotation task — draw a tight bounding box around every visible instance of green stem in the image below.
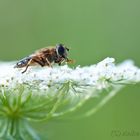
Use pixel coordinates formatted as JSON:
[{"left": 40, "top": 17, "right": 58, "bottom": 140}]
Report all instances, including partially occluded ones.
[{"left": 84, "top": 85, "right": 123, "bottom": 117}]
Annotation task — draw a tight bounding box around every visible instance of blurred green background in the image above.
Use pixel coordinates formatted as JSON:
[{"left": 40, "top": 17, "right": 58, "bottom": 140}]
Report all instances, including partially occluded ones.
[{"left": 0, "top": 0, "right": 140, "bottom": 140}]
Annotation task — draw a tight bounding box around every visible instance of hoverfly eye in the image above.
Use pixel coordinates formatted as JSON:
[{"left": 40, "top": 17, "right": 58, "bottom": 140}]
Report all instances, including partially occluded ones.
[{"left": 57, "top": 44, "right": 65, "bottom": 56}]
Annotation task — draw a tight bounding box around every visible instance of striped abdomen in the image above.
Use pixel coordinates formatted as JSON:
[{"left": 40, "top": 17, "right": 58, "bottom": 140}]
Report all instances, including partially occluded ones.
[{"left": 14, "top": 56, "right": 32, "bottom": 68}]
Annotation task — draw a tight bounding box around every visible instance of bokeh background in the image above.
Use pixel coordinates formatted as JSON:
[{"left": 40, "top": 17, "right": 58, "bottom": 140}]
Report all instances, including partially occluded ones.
[{"left": 0, "top": 0, "right": 140, "bottom": 140}]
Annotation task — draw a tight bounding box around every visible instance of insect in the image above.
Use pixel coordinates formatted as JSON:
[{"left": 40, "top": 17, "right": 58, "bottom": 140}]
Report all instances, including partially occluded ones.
[{"left": 14, "top": 44, "right": 74, "bottom": 73}]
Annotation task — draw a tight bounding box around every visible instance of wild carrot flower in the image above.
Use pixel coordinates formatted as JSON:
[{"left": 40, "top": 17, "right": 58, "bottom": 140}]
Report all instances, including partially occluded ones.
[{"left": 0, "top": 57, "right": 139, "bottom": 139}]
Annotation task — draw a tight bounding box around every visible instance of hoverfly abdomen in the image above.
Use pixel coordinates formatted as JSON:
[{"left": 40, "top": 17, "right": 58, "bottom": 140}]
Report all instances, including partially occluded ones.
[{"left": 14, "top": 56, "right": 32, "bottom": 68}]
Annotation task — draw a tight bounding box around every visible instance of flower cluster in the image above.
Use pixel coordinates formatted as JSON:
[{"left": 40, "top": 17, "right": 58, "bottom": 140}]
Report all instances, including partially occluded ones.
[
  {"left": 0, "top": 57, "right": 140, "bottom": 91},
  {"left": 0, "top": 57, "right": 140, "bottom": 139}
]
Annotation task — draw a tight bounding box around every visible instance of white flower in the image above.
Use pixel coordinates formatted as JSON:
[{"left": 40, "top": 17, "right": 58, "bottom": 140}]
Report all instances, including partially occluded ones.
[
  {"left": 0, "top": 57, "right": 140, "bottom": 139},
  {"left": 0, "top": 57, "right": 140, "bottom": 91}
]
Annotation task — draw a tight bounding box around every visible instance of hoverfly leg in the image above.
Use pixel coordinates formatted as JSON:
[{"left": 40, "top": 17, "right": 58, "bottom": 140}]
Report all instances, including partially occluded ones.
[
  {"left": 31, "top": 56, "right": 46, "bottom": 67},
  {"left": 22, "top": 59, "right": 32, "bottom": 74},
  {"left": 33, "top": 60, "right": 44, "bottom": 67},
  {"left": 58, "top": 58, "right": 65, "bottom": 66},
  {"left": 46, "top": 58, "right": 52, "bottom": 68},
  {"left": 22, "top": 65, "right": 29, "bottom": 74}
]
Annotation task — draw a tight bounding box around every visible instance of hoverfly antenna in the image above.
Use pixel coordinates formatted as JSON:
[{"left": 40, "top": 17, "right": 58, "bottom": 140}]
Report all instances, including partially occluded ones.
[{"left": 65, "top": 47, "right": 69, "bottom": 51}]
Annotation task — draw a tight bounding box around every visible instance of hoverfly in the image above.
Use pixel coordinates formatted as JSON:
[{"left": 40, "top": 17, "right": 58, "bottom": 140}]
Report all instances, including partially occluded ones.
[{"left": 14, "top": 44, "right": 74, "bottom": 73}]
